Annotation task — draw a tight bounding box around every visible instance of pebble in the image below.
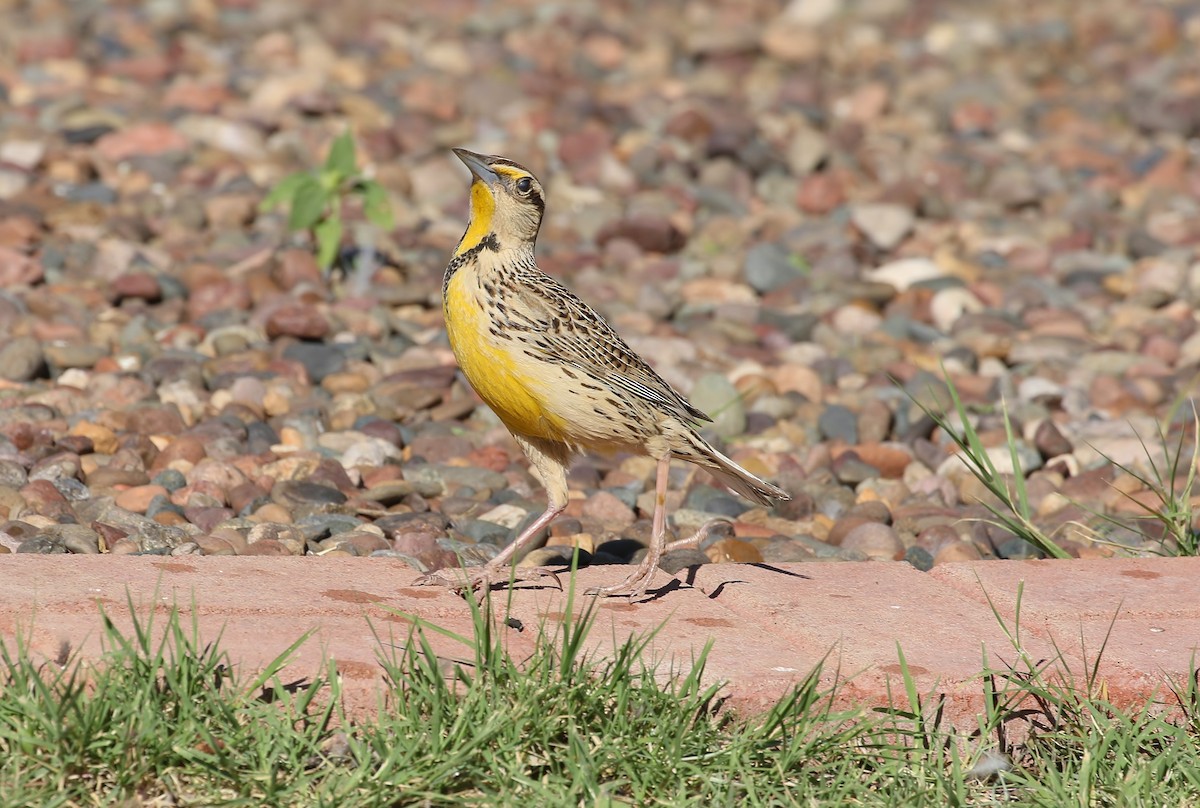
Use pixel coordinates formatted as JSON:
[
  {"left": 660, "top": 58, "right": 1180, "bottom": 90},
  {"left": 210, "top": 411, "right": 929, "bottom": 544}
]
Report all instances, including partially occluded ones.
[
  {"left": 361, "top": 479, "right": 440, "bottom": 505},
  {"left": 826, "top": 516, "right": 872, "bottom": 547},
  {"left": 0, "top": 337, "right": 45, "bottom": 382},
  {"left": 705, "top": 538, "right": 763, "bottom": 564},
  {"left": 0, "top": 462, "right": 27, "bottom": 489},
  {"left": 70, "top": 422, "right": 119, "bottom": 455},
  {"left": 42, "top": 343, "right": 108, "bottom": 370},
  {"left": 831, "top": 451, "right": 881, "bottom": 485},
  {"left": 818, "top": 404, "right": 858, "bottom": 444},
  {"left": 1033, "top": 420, "right": 1073, "bottom": 458},
  {"left": 271, "top": 480, "right": 347, "bottom": 509},
  {"left": 266, "top": 304, "right": 331, "bottom": 341},
  {"left": 247, "top": 523, "right": 306, "bottom": 555},
  {"left": 865, "top": 258, "right": 945, "bottom": 292},
  {"left": 839, "top": 523, "right": 904, "bottom": 561},
  {"left": 845, "top": 500, "right": 892, "bottom": 524},
  {"left": 997, "top": 538, "right": 1045, "bottom": 560},
  {"left": 28, "top": 453, "right": 81, "bottom": 483},
  {"left": 929, "top": 287, "right": 983, "bottom": 333},
  {"left": 851, "top": 204, "right": 915, "bottom": 251},
  {"left": 904, "top": 546, "right": 934, "bottom": 571},
  {"left": 660, "top": 548, "right": 711, "bottom": 573},
  {"left": 472, "top": 503, "right": 527, "bottom": 530},
  {"left": 339, "top": 436, "right": 403, "bottom": 469},
  {"left": 744, "top": 243, "right": 804, "bottom": 293},
  {"left": 408, "top": 465, "right": 505, "bottom": 494},
  {"left": 17, "top": 535, "right": 68, "bottom": 554},
  {"left": 596, "top": 215, "right": 685, "bottom": 254},
  {"left": 115, "top": 485, "right": 168, "bottom": 513}
]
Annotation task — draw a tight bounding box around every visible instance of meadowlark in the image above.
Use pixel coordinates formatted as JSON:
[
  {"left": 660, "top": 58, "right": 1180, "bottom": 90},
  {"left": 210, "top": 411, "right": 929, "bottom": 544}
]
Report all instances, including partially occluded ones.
[{"left": 418, "top": 148, "right": 790, "bottom": 596}]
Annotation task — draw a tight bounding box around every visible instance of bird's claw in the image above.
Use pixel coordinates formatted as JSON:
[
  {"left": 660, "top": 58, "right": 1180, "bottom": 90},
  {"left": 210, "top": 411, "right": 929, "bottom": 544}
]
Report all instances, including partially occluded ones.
[
  {"left": 585, "top": 518, "right": 730, "bottom": 599},
  {"left": 586, "top": 568, "right": 660, "bottom": 599}
]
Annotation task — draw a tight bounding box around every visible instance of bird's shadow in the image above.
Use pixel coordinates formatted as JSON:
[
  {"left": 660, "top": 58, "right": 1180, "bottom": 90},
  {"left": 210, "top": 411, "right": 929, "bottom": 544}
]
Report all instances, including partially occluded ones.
[
  {"left": 676, "top": 562, "right": 811, "bottom": 600},
  {"left": 590, "top": 562, "right": 813, "bottom": 603},
  {"left": 467, "top": 560, "right": 811, "bottom": 604}
]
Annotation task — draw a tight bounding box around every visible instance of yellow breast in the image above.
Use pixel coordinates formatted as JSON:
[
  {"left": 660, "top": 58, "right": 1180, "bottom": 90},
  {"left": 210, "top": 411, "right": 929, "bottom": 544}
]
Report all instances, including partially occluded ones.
[{"left": 444, "top": 269, "right": 566, "bottom": 441}]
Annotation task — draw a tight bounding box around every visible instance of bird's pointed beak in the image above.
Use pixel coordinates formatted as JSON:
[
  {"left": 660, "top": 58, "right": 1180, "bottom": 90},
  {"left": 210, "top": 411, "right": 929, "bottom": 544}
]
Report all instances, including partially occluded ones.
[{"left": 453, "top": 148, "right": 499, "bottom": 186}]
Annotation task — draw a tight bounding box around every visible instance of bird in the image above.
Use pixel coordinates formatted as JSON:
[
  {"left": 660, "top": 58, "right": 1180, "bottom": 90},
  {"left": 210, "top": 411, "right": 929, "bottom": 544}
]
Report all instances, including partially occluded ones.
[{"left": 418, "top": 148, "right": 790, "bottom": 597}]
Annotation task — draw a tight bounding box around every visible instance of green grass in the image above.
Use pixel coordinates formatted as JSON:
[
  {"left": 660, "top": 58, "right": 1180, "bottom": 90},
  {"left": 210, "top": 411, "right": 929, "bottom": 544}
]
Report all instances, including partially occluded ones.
[
  {"left": 1, "top": 586, "right": 1197, "bottom": 806},
  {"left": 910, "top": 370, "right": 1200, "bottom": 559}
]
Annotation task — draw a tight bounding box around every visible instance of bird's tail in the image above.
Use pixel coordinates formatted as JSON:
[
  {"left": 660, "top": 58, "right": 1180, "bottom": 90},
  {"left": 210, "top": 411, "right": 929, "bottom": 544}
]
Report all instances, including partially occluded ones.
[{"left": 676, "top": 429, "right": 790, "bottom": 506}]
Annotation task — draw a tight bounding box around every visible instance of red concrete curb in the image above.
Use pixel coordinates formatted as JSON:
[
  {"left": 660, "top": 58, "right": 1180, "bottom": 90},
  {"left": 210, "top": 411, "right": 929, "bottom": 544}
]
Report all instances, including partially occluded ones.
[{"left": 0, "top": 557, "right": 1196, "bottom": 729}]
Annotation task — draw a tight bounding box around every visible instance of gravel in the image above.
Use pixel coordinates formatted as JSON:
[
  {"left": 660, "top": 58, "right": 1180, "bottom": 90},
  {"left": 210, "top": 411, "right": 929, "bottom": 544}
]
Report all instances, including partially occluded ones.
[{"left": 0, "top": 0, "right": 1196, "bottom": 570}]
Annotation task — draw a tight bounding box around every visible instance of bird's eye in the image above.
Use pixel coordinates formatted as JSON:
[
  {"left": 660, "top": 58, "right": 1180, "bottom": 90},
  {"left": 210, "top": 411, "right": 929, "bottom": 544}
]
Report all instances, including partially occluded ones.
[{"left": 515, "top": 177, "right": 533, "bottom": 193}]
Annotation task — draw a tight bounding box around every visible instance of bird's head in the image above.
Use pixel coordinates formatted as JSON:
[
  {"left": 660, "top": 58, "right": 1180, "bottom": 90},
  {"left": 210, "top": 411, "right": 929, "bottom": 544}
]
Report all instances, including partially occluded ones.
[{"left": 452, "top": 148, "right": 546, "bottom": 258}]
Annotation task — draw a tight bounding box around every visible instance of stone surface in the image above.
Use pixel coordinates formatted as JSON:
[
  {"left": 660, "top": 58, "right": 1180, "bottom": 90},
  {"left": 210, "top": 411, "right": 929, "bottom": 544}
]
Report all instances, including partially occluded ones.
[{"left": 0, "top": 557, "right": 1193, "bottom": 730}]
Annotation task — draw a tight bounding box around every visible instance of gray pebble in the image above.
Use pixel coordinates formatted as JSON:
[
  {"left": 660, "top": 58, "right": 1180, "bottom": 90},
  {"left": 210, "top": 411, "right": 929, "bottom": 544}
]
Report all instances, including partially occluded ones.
[
  {"left": 832, "top": 452, "right": 878, "bottom": 485},
  {"left": 52, "top": 478, "right": 91, "bottom": 502},
  {"left": 28, "top": 453, "right": 81, "bottom": 483},
  {"left": 247, "top": 523, "right": 305, "bottom": 553},
  {"left": 44, "top": 524, "right": 102, "bottom": 554},
  {"left": 759, "top": 538, "right": 817, "bottom": 562},
  {"left": 0, "top": 460, "right": 28, "bottom": 488},
  {"left": 997, "top": 538, "right": 1046, "bottom": 560},
  {"left": 659, "top": 548, "right": 710, "bottom": 574},
  {"left": 42, "top": 343, "right": 107, "bottom": 370},
  {"left": 374, "top": 511, "right": 450, "bottom": 535},
  {"left": 0, "top": 336, "right": 45, "bottom": 382},
  {"left": 271, "top": 480, "right": 348, "bottom": 508},
  {"left": 146, "top": 496, "right": 184, "bottom": 520},
  {"left": 758, "top": 309, "right": 818, "bottom": 342},
  {"left": 282, "top": 342, "right": 346, "bottom": 383},
  {"left": 58, "top": 182, "right": 117, "bottom": 204},
  {"left": 456, "top": 518, "right": 512, "bottom": 545},
  {"left": 818, "top": 404, "right": 858, "bottom": 444},
  {"left": 792, "top": 533, "right": 869, "bottom": 561},
  {"left": 904, "top": 546, "right": 934, "bottom": 572},
  {"left": 17, "top": 535, "right": 67, "bottom": 554},
  {"left": 295, "top": 513, "right": 365, "bottom": 540},
  {"left": 361, "top": 479, "right": 441, "bottom": 505},
  {"left": 604, "top": 484, "right": 641, "bottom": 510},
  {"left": 407, "top": 464, "right": 506, "bottom": 493},
  {"left": 744, "top": 242, "right": 804, "bottom": 293},
  {"left": 128, "top": 521, "right": 189, "bottom": 553},
  {"left": 684, "top": 487, "right": 749, "bottom": 517},
  {"left": 151, "top": 469, "right": 188, "bottom": 492}
]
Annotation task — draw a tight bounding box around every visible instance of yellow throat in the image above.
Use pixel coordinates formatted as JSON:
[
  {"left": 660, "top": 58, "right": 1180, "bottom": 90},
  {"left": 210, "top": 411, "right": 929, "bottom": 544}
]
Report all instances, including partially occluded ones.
[{"left": 454, "top": 180, "right": 496, "bottom": 258}]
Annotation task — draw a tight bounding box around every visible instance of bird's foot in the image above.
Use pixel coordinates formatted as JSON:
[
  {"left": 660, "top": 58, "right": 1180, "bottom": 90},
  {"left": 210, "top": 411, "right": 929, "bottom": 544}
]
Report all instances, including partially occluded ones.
[
  {"left": 664, "top": 517, "right": 731, "bottom": 553},
  {"left": 414, "top": 563, "right": 563, "bottom": 594},
  {"left": 588, "top": 519, "right": 731, "bottom": 599},
  {"left": 587, "top": 563, "right": 661, "bottom": 599}
]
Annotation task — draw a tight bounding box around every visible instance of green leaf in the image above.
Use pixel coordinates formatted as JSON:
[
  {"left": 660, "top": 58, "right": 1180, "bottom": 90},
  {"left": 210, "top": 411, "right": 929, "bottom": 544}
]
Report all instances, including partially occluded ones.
[
  {"left": 259, "top": 172, "right": 309, "bottom": 212},
  {"left": 287, "top": 176, "right": 328, "bottom": 232},
  {"left": 314, "top": 216, "right": 343, "bottom": 270},
  {"left": 361, "top": 181, "right": 395, "bottom": 230},
  {"left": 318, "top": 168, "right": 343, "bottom": 193},
  {"left": 324, "top": 131, "right": 357, "bottom": 177}
]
